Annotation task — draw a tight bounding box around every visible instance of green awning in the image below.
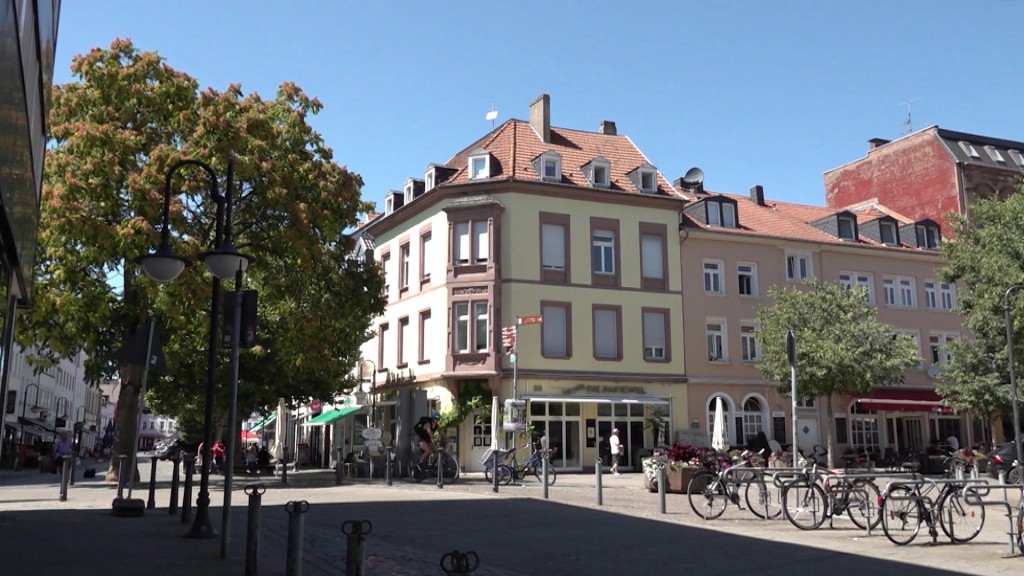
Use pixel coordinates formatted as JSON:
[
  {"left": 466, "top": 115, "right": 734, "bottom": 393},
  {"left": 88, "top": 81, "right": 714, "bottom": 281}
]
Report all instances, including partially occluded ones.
[
  {"left": 303, "top": 406, "right": 361, "bottom": 426},
  {"left": 249, "top": 412, "right": 276, "bottom": 432}
]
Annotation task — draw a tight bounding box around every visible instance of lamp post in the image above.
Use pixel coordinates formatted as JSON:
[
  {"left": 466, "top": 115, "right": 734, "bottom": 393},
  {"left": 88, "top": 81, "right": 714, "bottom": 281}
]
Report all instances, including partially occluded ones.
[
  {"left": 360, "top": 360, "right": 377, "bottom": 428},
  {"left": 16, "top": 382, "right": 40, "bottom": 469},
  {"left": 137, "top": 158, "right": 250, "bottom": 539},
  {"left": 1002, "top": 285, "right": 1024, "bottom": 483}
]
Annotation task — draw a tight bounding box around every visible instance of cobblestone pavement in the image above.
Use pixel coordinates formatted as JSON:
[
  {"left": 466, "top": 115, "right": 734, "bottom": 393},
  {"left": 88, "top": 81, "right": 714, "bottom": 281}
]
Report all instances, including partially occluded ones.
[{"left": 1, "top": 461, "right": 1022, "bottom": 575}]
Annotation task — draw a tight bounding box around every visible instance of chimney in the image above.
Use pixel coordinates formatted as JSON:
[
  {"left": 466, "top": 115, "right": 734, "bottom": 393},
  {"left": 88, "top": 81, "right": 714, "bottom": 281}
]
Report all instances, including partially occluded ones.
[
  {"left": 868, "top": 138, "right": 890, "bottom": 151},
  {"left": 599, "top": 120, "right": 617, "bottom": 135},
  {"left": 530, "top": 94, "right": 550, "bottom": 143},
  {"left": 750, "top": 185, "right": 765, "bottom": 206}
]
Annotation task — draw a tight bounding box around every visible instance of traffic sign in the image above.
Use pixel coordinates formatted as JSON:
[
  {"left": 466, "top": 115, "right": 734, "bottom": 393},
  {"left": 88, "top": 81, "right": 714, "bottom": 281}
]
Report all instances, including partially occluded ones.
[{"left": 517, "top": 315, "right": 543, "bottom": 326}]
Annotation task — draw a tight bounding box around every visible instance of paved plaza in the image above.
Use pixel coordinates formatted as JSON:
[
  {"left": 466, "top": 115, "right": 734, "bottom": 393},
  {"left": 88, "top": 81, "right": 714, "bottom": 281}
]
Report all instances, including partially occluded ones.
[{"left": 1, "top": 459, "right": 1022, "bottom": 575}]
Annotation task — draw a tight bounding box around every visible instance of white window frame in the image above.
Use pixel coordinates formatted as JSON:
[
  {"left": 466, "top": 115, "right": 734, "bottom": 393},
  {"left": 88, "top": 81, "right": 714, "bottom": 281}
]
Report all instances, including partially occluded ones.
[
  {"left": 703, "top": 259, "right": 724, "bottom": 294},
  {"left": 469, "top": 153, "right": 490, "bottom": 180},
  {"left": 535, "top": 151, "right": 561, "bottom": 182},
  {"left": 706, "top": 318, "right": 727, "bottom": 362},
  {"left": 425, "top": 168, "right": 436, "bottom": 191},
  {"left": 915, "top": 224, "right": 940, "bottom": 249},
  {"left": 642, "top": 310, "right": 667, "bottom": 361},
  {"left": 740, "top": 323, "right": 759, "bottom": 362},
  {"left": 592, "top": 161, "right": 610, "bottom": 188},
  {"left": 895, "top": 329, "right": 922, "bottom": 368},
  {"left": 454, "top": 300, "right": 489, "bottom": 354},
  {"left": 898, "top": 277, "right": 916, "bottom": 308},
  {"left": 473, "top": 220, "right": 489, "bottom": 263},
  {"left": 541, "top": 223, "right": 566, "bottom": 271},
  {"left": 473, "top": 302, "right": 489, "bottom": 352},
  {"left": 453, "top": 222, "right": 470, "bottom": 265},
  {"left": 785, "top": 251, "right": 812, "bottom": 281},
  {"left": 837, "top": 216, "right": 856, "bottom": 240},
  {"left": 930, "top": 332, "right": 958, "bottom": 366},
  {"left": 454, "top": 303, "right": 469, "bottom": 353},
  {"left": 639, "top": 169, "right": 656, "bottom": 192},
  {"left": 924, "top": 281, "right": 938, "bottom": 310},
  {"left": 839, "top": 271, "right": 874, "bottom": 304},
  {"left": 737, "top": 262, "right": 758, "bottom": 296},
  {"left": 879, "top": 221, "right": 898, "bottom": 245},
  {"left": 592, "top": 230, "right": 615, "bottom": 275},
  {"left": 939, "top": 282, "right": 956, "bottom": 311},
  {"left": 380, "top": 252, "right": 391, "bottom": 298},
  {"left": 420, "top": 231, "right": 432, "bottom": 282},
  {"left": 403, "top": 181, "right": 415, "bottom": 204}
]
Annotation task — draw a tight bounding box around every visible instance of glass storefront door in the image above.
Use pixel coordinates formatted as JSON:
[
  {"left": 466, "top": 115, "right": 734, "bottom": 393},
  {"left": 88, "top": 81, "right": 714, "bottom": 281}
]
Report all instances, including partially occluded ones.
[
  {"left": 597, "top": 402, "right": 645, "bottom": 471},
  {"left": 529, "top": 401, "right": 581, "bottom": 470}
]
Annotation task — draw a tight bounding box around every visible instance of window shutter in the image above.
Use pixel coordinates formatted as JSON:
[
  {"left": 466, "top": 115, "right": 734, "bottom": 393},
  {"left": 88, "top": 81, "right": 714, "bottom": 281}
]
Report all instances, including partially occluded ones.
[
  {"left": 473, "top": 220, "right": 489, "bottom": 262},
  {"left": 641, "top": 235, "right": 663, "bottom": 279},
  {"left": 454, "top": 223, "right": 469, "bottom": 263},
  {"left": 542, "top": 305, "right": 567, "bottom": 356},
  {"left": 541, "top": 224, "right": 565, "bottom": 269},
  {"left": 643, "top": 311, "right": 665, "bottom": 350},
  {"left": 594, "top": 310, "right": 617, "bottom": 357}
]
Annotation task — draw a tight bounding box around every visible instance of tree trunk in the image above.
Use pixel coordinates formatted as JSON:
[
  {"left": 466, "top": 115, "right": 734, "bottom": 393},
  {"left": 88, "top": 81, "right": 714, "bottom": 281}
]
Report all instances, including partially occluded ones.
[
  {"left": 103, "top": 364, "right": 143, "bottom": 483},
  {"left": 825, "top": 394, "right": 835, "bottom": 469}
]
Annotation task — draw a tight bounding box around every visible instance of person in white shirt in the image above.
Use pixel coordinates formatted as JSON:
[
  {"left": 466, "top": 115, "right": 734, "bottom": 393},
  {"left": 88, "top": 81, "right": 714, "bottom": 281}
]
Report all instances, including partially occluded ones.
[{"left": 610, "top": 428, "right": 622, "bottom": 475}]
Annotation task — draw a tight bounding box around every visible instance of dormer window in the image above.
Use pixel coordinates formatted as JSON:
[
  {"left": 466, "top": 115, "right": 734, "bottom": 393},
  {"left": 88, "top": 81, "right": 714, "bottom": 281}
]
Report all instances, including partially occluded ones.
[
  {"left": 403, "top": 180, "right": 415, "bottom": 204},
  {"left": 583, "top": 157, "right": 611, "bottom": 188},
  {"left": 838, "top": 215, "right": 857, "bottom": 240},
  {"left": 628, "top": 163, "right": 658, "bottom": 193},
  {"left": 385, "top": 195, "right": 395, "bottom": 215},
  {"left": 879, "top": 220, "right": 898, "bottom": 245},
  {"left": 469, "top": 150, "right": 491, "bottom": 180},
  {"left": 915, "top": 222, "right": 940, "bottom": 249},
  {"left": 1009, "top": 149, "right": 1024, "bottom": 167},
  {"left": 425, "top": 167, "right": 436, "bottom": 191},
  {"left": 959, "top": 141, "right": 980, "bottom": 159},
  {"left": 533, "top": 151, "right": 562, "bottom": 182},
  {"left": 985, "top": 145, "right": 1005, "bottom": 163},
  {"left": 706, "top": 198, "right": 738, "bottom": 228}
]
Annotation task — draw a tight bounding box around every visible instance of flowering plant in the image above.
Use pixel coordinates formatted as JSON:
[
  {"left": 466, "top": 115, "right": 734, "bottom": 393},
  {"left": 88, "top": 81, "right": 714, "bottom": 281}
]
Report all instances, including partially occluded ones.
[{"left": 641, "top": 443, "right": 715, "bottom": 481}]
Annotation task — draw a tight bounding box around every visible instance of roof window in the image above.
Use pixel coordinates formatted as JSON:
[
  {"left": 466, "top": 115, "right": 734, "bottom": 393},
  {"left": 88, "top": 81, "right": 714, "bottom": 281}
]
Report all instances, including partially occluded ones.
[
  {"left": 583, "top": 158, "right": 611, "bottom": 188},
  {"left": 629, "top": 163, "right": 658, "bottom": 193},
  {"left": 532, "top": 151, "right": 562, "bottom": 182},
  {"left": 985, "top": 145, "right": 1005, "bottom": 163},
  {"left": 959, "top": 141, "right": 980, "bottom": 159},
  {"left": 468, "top": 149, "right": 491, "bottom": 180}
]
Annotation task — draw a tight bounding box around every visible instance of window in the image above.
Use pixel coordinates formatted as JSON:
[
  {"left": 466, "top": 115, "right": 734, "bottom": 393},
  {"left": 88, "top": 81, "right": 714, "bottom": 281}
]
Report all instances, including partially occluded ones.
[
  {"left": 452, "top": 219, "right": 490, "bottom": 266},
  {"left": 930, "top": 332, "right": 957, "bottom": 366},
  {"left": 899, "top": 277, "right": 916, "bottom": 308},
  {"left": 425, "top": 168, "right": 436, "bottom": 191},
  {"left": 895, "top": 329, "right": 921, "bottom": 368},
  {"left": 706, "top": 319, "right": 727, "bottom": 362},
  {"left": 742, "top": 397, "right": 765, "bottom": 441},
  {"left": 629, "top": 164, "right": 658, "bottom": 193},
  {"left": 740, "top": 323, "right": 759, "bottom": 362},
  {"left": 590, "top": 218, "right": 620, "bottom": 286},
  {"left": 737, "top": 263, "right": 758, "bottom": 296},
  {"left": 1010, "top": 149, "right": 1024, "bottom": 167},
  {"left": 399, "top": 243, "right": 410, "bottom": 291},
  {"left": 473, "top": 302, "right": 489, "bottom": 352},
  {"left": 939, "top": 282, "right": 956, "bottom": 311},
  {"left": 403, "top": 181, "right": 415, "bottom": 204},
  {"left": 837, "top": 216, "right": 856, "bottom": 240},
  {"left": 541, "top": 302, "right": 571, "bottom": 358},
  {"left": 473, "top": 221, "right": 489, "bottom": 262},
  {"left": 593, "top": 306, "right": 621, "bottom": 360},
  {"left": 380, "top": 252, "right": 391, "bottom": 298},
  {"left": 534, "top": 151, "right": 562, "bottom": 181},
  {"left": 539, "top": 213, "right": 569, "bottom": 283},
  {"left": 915, "top": 223, "right": 940, "bottom": 249},
  {"left": 640, "top": 223, "right": 667, "bottom": 290},
  {"left": 785, "top": 252, "right": 812, "bottom": 281},
  {"left": 849, "top": 413, "right": 880, "bottom": 453},
  {"left": 703, "top": 260, "right": 723, "bottom": 294},
  {"left": 397, "top": 317, "right": 410, "bottom": 367},
  {"left": 593, "top": 162, "right": 609, "bottom": 187},
  {"left": 796, "top": 397, "right": 815, "bottom": 409},
  {"left": 454, "top": 303, "right": 469, "bottom": 353},
  {"left": 592, "top": 230, "right": 615, "bottom": 274},
  {"left": 420, "top": 231, "right": 432, "bottom": 283},
  {"left": 924, "top": 281, "right": 937, "bottom": 309},
  {"left": 706, "top": 199, "right": 737, "bottom": 228},
  {"left": 879, "top": 221, "right": 898, "bottom": 245},
  {"left": 839, "top": 271, "right": 874, "bottom": 304},
  {"left": 959, "top": 141, "right": 980, "bottom": 159},
  {"left": 418, "top": 309, "right": 431, "bottom": 363},
  {"left": 883, "top": 276, "right": 915, "bottom": 308},
  {"left": 378, "top": 322, "right": 389, "bottom": 366},
  {"left": 985, "top": 145, "right": 1005, "bottom": 163},
  {"left": 454, "top": 223, "right": 469, "bottom": 264},
  {"left": 469, "top": 151, "right": 490, "bottom": 179},
  {"left": 642, "top": 309, "right": 669, "bottom": 361}
]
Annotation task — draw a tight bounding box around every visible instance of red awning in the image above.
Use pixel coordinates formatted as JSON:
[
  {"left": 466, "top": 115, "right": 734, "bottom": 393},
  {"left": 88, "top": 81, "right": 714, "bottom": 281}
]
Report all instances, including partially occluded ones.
[{"left": 855, "top": 388, "right": 952, "bottom": 414}]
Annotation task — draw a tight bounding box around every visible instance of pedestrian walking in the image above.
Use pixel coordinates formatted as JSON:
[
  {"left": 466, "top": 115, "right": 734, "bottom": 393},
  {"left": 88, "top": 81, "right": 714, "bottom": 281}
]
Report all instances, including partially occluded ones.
[{"left": 610, "top": 428, "right": 622, "bottom": 475}]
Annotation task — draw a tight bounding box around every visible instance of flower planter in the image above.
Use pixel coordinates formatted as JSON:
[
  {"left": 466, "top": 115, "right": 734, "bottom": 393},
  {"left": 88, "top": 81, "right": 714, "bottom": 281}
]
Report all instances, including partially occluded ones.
[{"left": 642, "top": 463, "right": 700, "bottom": 494}]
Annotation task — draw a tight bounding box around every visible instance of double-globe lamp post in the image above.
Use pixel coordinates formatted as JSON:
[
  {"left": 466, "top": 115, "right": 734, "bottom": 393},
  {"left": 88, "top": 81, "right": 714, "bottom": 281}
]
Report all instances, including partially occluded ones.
[
  {"left": 1002, "top": 285, "right": 1024, "bottom": 483},
  {"left": 136, "top": 159, "right": 251, "bottom": 539}
]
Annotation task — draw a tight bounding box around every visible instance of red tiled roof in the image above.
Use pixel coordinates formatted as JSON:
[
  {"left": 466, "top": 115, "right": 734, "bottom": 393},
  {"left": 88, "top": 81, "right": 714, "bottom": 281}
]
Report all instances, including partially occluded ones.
[{"left": 438, "top": 120, "right": 687, "bottom": 198}]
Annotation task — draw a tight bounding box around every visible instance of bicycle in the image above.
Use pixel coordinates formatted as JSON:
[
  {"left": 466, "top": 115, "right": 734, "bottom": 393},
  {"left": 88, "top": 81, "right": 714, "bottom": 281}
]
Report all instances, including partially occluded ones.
[
  {"left": 484, "top": 442, "right": 558, "bottom": 486},
  {"left": 409, "top": 438, "right": 459, "bottom": 484},
  {"left": 686, "top": 449, "right": 781, "bottom": 520},
  {"left": 879, "top": 476, "right": 986, "bottom": 545},
  {"left": 780, "top": 466, "right": 881, "bottom": 531}
]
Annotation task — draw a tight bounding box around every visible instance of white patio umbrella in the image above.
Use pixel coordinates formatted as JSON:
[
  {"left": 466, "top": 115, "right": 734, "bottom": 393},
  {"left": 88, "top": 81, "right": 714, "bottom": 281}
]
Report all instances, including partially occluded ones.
[
  {"left": 272, "top": 397, "right": 287, "bottom": 461},
  {"left": 711, "top": 396, "right": 729, "bottom": 453},
  {"left": 490, "top": 395, "right": 499, "bottom": 451}
]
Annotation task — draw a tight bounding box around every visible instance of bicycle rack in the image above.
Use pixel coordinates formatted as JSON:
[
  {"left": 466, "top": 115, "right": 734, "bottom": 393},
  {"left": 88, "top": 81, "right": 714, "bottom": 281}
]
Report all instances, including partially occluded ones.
[
  {"left": 880, "top": 476, "right": 990, "bottom": 545},
  {"left": 962, "top": 475, "right": 1023, "bottom": 555}
]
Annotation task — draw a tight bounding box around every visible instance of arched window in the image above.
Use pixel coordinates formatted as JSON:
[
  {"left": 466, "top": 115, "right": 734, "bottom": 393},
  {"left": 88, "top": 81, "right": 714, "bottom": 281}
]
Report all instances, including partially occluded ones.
[
  {"left": 848, "top": 403, "right": 880, "bottom": 452},
  {"left": 741, "top": 396, "right": 765, "bottom": 443}
]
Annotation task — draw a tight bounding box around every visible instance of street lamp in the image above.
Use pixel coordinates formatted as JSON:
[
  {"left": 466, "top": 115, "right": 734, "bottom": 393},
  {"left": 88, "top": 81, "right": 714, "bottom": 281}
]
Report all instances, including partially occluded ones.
[
  {"left": 16, "top": 382, "right": 40, "bottom": 469},
  {"left": 1002, "top": 285, "right": 1024, "bottom": 483},
  {"left": 360, "top": 359, "right": 377, "bottom": 427},
  {"left": 136, "top": 158, "right": 250, "bottom": 539}
]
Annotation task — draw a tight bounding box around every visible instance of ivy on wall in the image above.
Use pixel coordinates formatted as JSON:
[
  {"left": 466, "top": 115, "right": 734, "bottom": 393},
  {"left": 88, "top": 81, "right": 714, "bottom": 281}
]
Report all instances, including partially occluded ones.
[{"left": 439, "top": 380, "right": 490, "bottom": 430}]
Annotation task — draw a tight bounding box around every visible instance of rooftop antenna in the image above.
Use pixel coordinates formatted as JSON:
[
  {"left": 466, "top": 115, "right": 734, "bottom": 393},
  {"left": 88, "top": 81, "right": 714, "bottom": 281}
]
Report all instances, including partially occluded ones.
[
  {"left": 899, "top": 98, "right": 919, "bottom": 135},
  {"left": 485, "top": 101, "right": 499, "bottom": 128}
]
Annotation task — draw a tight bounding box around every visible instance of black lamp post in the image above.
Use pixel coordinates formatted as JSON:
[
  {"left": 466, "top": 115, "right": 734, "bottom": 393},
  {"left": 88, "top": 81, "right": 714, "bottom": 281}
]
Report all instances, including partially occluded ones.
[
  {"left": 136, "top": 158, "right": 250, "bottom": 539},
  {"left": 1002, "top": 285, "right": 1024, "bottom": 483}
]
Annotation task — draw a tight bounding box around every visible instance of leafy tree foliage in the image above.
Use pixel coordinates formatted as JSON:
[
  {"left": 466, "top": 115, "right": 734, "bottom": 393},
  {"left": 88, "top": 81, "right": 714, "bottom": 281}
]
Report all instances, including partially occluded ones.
[
  {"left": 938, "top": 191, "right": 1024, "bottom": 439},
  {"left": 21, "top": 39, "right": 384, "bottom": 479},
  {"left": 756, "top": 279, "right": 918, "bottom": 466}
]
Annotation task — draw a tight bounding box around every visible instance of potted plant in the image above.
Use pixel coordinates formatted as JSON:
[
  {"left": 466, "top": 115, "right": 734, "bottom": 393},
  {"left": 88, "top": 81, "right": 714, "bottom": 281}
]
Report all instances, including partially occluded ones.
[{"left": 641, "top": 443, "right": 714, "bottom": 493}]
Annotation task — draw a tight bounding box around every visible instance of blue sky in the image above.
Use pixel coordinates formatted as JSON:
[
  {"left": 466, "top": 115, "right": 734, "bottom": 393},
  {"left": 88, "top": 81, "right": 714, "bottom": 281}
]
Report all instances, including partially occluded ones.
[{"left": 54, "top": 1, "right": 1024, "bottom": 212}]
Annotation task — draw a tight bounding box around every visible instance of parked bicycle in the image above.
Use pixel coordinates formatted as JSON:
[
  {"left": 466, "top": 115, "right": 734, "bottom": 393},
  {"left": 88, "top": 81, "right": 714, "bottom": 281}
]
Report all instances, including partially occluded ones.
[
  {"left": 780, "top": 466, "right": 881, "bottom": 531},
  {"left": 879, "top": 476, "right": 986, "bottom": 545},
  {"left": 484, "top": 442, "right": 557, "bottom": 486},
  {"left": 409, "top": 437, "right": 459, "bottom": 484},
  {"left": 687, "top": 449, "right": 780, "bottom": 520}
]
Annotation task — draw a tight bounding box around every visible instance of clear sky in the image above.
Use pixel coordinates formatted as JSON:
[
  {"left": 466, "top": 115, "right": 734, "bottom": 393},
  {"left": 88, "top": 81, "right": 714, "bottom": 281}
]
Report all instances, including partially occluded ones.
[{"left": 53, "top": 1, "right": 1024, "bottom": 212}]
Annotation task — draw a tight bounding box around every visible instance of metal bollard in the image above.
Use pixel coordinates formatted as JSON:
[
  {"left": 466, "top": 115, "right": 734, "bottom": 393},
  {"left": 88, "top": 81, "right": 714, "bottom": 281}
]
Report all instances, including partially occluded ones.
[
  {"left": 342, "top": 519, "right": 372, "bottom": 576},
  {"left": 491, "top": 450, "right": 499, "bottom": 494},
  {"left": 335, "top": 447, "right": 344, "bottom": 486},
  {"left": 542, "top": 451, "right": 550, "bottom": 500},
  {"left": 147, "top": 456, "right": 158, "bottom": 509},
  {"left": 385, "top": 446, "right": 393, "bottom": 486},
  {"left": 116, "top": 454, "right": 128, "bottom": 500},
  {"left": 440, "top": 550, "right": 479, "bottom": 575},
  {"left": 169, "top": 454, "right": 181, "bottom": 514},
  {"left": 181, "top": 455, "right": 194, "bottom": 524},
  {"left": 281, "top": 448, "right": 289, "bottom": 485},
  {"left": 595, "top": 458, "right": 603, "bottom": 506},
  {"left": 284, "top": 500, "right": 309, "bottom": 576},
  {"left": 437, "top": 450, "right": 444, "bottom": 489},
  {"left": 657, "top": 462, "right": 667, "bottom": 514},
  {"left": 59, "top": 458, "right": 72, "bottom": 501},
  {"left": 245, "top": 484, "right": 266, "bottom": 576}
]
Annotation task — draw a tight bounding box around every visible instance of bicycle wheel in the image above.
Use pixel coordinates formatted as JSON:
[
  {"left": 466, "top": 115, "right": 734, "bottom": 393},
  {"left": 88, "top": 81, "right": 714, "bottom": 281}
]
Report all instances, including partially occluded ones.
[
  {"left": 846, "top": 480, "right": 882, "bottom": 531},
  {"left": 531, "top": 462, "right": 557, "bottom": 486},
  {"left": 783, "top": 482, "right": 827, "bottom": 530},
  {"left": 442, "top": 455, "right": 460, "bottom": 483},
  {"left": 1016, "top": 503, "right": 1024, "bottom": 555},
  {"left": 688, "top": 472, "right": 729, "bottom": 520},
  {"left": 881, "top": 485, "right": 922, "bottom": 545},
  {"left": 494, "top": 463, "right": 514, "bottom": 485},
  {"left": 938, "top": 488, "right": 985, "bottom": 543},
  {"left": 744, "top": 477, "right": 783, "bottom": 519},
  {"left": 408, "top": 459, "right": 425, "bottom": 484}
]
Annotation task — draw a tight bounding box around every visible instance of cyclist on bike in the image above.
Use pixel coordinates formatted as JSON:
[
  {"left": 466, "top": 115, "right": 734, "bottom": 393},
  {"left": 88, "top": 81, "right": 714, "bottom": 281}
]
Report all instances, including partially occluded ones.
[{"left": 414, "top": 412, "right": 441, "bottom": 470}]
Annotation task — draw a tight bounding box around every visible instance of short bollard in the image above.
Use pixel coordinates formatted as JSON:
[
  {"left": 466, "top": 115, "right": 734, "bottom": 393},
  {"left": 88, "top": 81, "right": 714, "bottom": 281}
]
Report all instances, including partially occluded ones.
[
  {"left": 169, "top": 453, "right": 181, "bottom": 515},
  {"left": 281, "top": 448, "right": 289, "bottom": 485},
  {"left": 285, "top": 500, "right": 309, "bottom": 576},
  {"left": 342, "top": 519, "right": 372, "bottom": 576},
  {"left": 440, "top": 550, "right": 479, "bottom": 575},
  {"left": 595, "top": 458, "right": 603, "bottom": 506},
  {"left": 385, "top": 446, "right": 393, "bottom": 486},
  {"left": 437, "top": 451, "right": 445, "bottom": 489},
  {"left": 116, "top": 454, "right": 128, "bottom": 499},
  {"left": 335, "top": 447, "right": 344, "bottom": 486},
  {"left": 59, "top": 458, "right": 72, "bottom": 501},
  {"left": 657, "top": 462, "right": 667, "bottom": 514},
  {"left": 181, "top": 455, "right": 194, "bottom": 524},
  {"left": 491, "top": 451, "right": 499, "bottom": 494},
  {"left": 542, "top": 450, "right": 551, "bottom": 500},
  {"left": 245, "top": 484, "right": 266, "bottom": 576},
  {"left": 147, "top": 456, "right": 158, "bottom": 510}
]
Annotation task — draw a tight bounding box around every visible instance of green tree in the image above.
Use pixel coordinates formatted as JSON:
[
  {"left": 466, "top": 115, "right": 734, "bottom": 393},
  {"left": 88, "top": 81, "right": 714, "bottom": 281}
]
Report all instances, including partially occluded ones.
[
  {"left": 938, "top": 191, "right": 1024, "bottom": 441},
  {"left": 755, "top": 279, "right": 918, "bottom": 467},
  {"left": 20, "top": 39, "right": 384, "bottom": 480}
]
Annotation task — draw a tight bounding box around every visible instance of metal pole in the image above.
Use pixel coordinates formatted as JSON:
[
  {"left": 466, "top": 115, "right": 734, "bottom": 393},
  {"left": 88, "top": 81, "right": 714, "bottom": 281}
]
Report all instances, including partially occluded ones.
[
  {"left": 385, "top": 446, "right": 393, "bottom": 486},
  {"left": 1003, "top": 285, "right": 1024, "bottom": 483},
  {"left": 657, "top": 463, "right": 666, "bottom": 514},
  {"left": 542, "top": 450, "right": 549, "bottom": 500},
  {"left": 116, "top": 454, "right": 128, "bottom": 499},
  {"left": 181, "top": 455, "right": 194, "bottom": 524},
  {"left": 342, "top": 520, "right": 372, "bottom": 576},
  {"left": 147, "top": 455, "right": 158, "bottom": 509},
  {"left": 169, "top": 453, "right": 181, "bottom": 514},
  {"left": 492, "top": 450, "right": 499, "bottom": 493},
  {"left": 788, "top": 330, "right": 799, "bottom": 468},
  {"left": 281, "top": 447, "right": 289, "bottom": 485},
  {"left": 245, "top": 484, "right": 265, "bottom": 576},
  {"left": 128, "top": 319, "right": 157, "bottom": 501},
  {"left": 335, "top": 447, "right": 344, "bottom": 485},
  {"left": 285, "top": 500, "right": 309, "bottom": 576},
  {"left": 512, "top": 326, "right": 518, "bottom": 400},
  {"left": 221, "top": 265, "right": 245, "bottom": 558},
  {"left": 595, "top": 457, "right": 603, "bottom": 506},
  {"left": 59, "top": 457, "right": 72, "bottom": 501},
  {"left": 437, "top": 448, "right": 444, "bottom": 489}
]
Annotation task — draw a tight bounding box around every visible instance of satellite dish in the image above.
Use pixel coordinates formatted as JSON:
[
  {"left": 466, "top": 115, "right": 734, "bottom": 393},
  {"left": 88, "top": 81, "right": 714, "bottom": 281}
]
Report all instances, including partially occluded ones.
[
  {"left": 682, "top": 167, "right": 705, "bottom": 187},
  {"left": 485, "top": 110, "right": 499, "bottom": 121},
  {"left": 927, "top": 365, "right": 941, "bottom": 379}
]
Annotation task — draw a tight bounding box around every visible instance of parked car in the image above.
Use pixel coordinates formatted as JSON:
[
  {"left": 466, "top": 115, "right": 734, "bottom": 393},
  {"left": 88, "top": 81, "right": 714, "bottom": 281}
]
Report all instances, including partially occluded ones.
[
  {"left": 986, "top": 441, "right": 1022, "bottom": 483},
  {"left": 154, "top": 438, "right": 182, "bottom": 460}
]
